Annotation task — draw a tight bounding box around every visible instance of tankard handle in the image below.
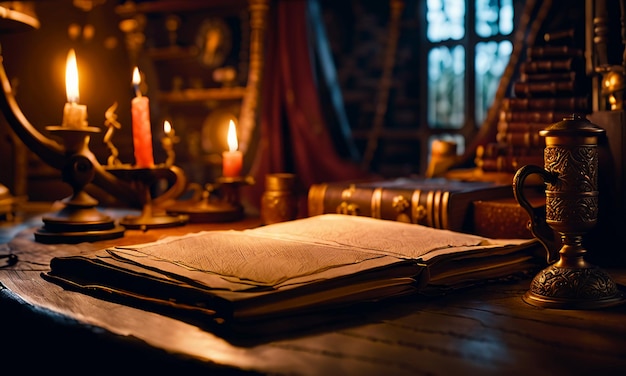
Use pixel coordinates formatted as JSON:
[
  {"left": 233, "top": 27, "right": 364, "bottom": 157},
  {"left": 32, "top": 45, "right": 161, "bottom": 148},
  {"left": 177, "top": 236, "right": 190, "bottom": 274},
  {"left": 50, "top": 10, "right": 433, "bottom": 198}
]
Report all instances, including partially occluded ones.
[{"left": 512, "top": 165, "right": 559, "bottom": 264}]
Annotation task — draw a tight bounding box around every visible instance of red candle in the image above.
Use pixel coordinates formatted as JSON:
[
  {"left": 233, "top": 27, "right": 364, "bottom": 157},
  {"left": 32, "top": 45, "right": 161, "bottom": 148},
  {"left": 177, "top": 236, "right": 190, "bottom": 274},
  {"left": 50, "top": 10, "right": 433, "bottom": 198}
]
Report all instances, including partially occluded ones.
[
  {"left": 131, "top": 67, "right": 154, "bottom": 168},
  {"left": 62, "top": 49, "right": 87, "bottom": 128},
  {"left": 222, "top": 120, "right": 243, "bottom": 177}
]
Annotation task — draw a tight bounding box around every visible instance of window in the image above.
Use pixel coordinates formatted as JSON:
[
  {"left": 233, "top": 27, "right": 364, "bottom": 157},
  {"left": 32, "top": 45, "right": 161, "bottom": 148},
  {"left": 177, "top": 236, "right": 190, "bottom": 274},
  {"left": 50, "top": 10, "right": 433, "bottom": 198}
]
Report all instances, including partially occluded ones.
[
  {"left": 424, "top": 0, "right": 514, "bottom": 161},
  {"left": 319, "top": 0, "right": 518, "bottom": 176}
]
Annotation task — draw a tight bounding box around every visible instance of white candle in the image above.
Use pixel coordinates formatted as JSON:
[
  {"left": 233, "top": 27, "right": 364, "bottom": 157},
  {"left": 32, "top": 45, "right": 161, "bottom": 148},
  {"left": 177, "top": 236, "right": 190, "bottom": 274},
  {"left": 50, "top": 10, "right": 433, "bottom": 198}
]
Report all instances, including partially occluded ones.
[
  {"left": 61, "top": 49, "right": 87, "bottom": 128},
  {"left": 222, "top": 119, "right": 243, "bottom": 177}
]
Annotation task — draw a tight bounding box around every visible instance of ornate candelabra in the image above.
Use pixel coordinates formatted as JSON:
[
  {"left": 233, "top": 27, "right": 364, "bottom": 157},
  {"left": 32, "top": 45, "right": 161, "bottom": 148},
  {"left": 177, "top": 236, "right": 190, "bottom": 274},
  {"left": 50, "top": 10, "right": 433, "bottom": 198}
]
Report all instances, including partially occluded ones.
[
  {"left": 513, "top": 114, "right": 624, "bottom": 309},
  {"left": 0, "top": 38, "right": 187, "bottom": 240}
]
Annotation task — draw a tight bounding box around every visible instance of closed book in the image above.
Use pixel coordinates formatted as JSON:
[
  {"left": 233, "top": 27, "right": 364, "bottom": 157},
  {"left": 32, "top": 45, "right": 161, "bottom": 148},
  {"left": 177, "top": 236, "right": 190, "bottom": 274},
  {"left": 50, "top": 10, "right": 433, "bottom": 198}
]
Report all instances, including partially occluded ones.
[
  {"left": 477, "top": 142, "right": 514, "bottom": 159},
  {"left": 519, "top": 58, "right": 577, "bottom": 73},
  {"left": 499, "top": 109, "right": 575, "bottom": 123},
  {"left": 512, "top": 81, "right": 577, "bottom": 98},
  {"left": 501, "top": 97, "right": 589, "bottom": 112},
  {"left": 526, "top": 46, "right": 584, "bottom": 59},
  {"left": 473, "top": 194, "right": 546, "bottom": 239},
  {"left": 496, "top": 121, "right": 551, "bottom": 134},
  {"left": 519, "top": 71, "right": 578, "bottom": 83},
  {"left": 307, "top": 177, "right": 514, "bottom": 233},
  {"left": 496, "top": 131, "right": 546, "bottom": 148},
  {"left": 478, "top": 142, "right": 544, "bottom": 158},
  {"left": 478, "top": 154, "right": 545, "bottom": 173}
]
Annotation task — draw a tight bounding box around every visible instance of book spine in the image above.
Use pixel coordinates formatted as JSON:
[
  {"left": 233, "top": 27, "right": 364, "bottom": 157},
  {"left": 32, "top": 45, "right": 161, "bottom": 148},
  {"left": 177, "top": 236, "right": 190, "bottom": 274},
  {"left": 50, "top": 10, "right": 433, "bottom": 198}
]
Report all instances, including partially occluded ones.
[
  {"left": 501, "top": 97, "right": 589, "bottom": 111},
  {"left": 308, "top": 184, "right": 507, "bottom": 232},
  {"left": 308, "top": 183, "right": 442, "bottom": 227},
  {"left": 526, "top": 46, "right": 584, "bottom": 59},
  {"left": 478, "top": 142, "right": 544, "bottom": 157},
  {"left": 499, "top": 109, "right": 574, "bottom": 123},
  {"left": 519, "top": 58, "right": 575, "bottom": 73},
  {"left": 512, "top": 81, "right": 577, "bottom": 98},
  {"left": 519, "top": 71, "right": 577, "bottom": 83},
  {"left": 495, "top": 131, "right": 546, "bottom": 148},
  {"left": 477, "top": 154, "right": 545, "bottom": 173},
  {"left": 497, "top": 121, "right": 552, "bottom": 134}
]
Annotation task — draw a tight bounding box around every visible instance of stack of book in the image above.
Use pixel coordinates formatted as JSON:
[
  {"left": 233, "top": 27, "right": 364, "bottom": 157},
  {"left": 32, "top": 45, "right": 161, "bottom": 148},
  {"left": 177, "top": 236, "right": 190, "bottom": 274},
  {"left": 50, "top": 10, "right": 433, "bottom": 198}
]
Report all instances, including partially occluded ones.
[{"left": 477, "top": 29, "right": 591, "bottom": 173}]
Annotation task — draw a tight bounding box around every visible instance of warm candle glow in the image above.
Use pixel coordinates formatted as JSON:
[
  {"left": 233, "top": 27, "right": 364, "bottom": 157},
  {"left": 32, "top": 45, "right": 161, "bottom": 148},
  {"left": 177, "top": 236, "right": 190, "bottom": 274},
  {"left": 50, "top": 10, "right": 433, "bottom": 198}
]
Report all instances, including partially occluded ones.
[
  {"left": 65, "top": 49, "right": 79, "bottom": 103},
  {"left": 161, "top": 120, "right": 176, "bottom": 166},
  {"left": 223, "top": 119, "right": 243, "bottom": 177},
  {"left": 132, "top": 66, "right": 142, "bottom": 97},
  {"left": 227, "top": 119, "right": 238, "bottom": 152},
  {"left": 62, "top": 49, "right": 87, "bottom": 128},
  {"left": 131, "top": 66, "right": 154, "bottom": 167}
]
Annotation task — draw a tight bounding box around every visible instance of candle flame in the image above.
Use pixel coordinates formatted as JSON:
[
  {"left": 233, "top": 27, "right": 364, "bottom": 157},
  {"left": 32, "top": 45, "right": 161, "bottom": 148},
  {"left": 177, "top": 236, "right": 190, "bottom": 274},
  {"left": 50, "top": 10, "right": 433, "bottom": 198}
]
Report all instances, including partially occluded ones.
[
  {"left": 132, "top": 66, "right": 141, "bottom": 86},
  {"left": 227, "top": 119, "right": 238, "bottom": 151},
  {"left": 163, "top": 120, "right": 172, "bottom": 135},
  {"left": 65, "top": 49, "right": 79, "bottom": 103}
]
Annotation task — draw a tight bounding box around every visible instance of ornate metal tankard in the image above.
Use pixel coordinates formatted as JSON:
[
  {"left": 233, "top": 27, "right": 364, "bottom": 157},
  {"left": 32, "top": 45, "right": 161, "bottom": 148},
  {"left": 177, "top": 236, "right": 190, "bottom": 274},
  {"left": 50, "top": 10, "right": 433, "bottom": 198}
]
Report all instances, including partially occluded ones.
[{"left": 513, "top": 114, "right": 624, "bottom": 309}]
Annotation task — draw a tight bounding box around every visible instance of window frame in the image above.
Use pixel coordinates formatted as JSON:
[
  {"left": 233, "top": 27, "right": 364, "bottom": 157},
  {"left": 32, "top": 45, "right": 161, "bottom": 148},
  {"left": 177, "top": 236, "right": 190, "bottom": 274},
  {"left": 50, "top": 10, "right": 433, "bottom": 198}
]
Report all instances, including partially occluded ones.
[{"left": 417, "top": 0, "right": 519, "bottom": 173}]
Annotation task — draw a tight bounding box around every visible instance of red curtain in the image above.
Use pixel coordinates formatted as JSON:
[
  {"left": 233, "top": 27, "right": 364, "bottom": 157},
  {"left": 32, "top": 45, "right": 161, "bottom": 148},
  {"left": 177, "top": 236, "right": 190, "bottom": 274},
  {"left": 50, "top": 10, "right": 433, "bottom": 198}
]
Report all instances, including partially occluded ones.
[{"left": 245, "top": 0, "right": 372, "bottom": 214}]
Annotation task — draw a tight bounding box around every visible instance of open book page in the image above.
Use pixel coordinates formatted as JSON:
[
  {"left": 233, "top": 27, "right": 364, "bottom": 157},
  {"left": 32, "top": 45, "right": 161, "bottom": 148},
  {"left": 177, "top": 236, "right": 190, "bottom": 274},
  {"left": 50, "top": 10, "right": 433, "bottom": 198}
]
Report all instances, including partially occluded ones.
[
  {"left": 242, "top": 214, "right": 534, "bottom": 260},
  {"left": 104, "top": 233, "right": 414, "bottom": 290},
  {"left": 82, "top": 214, "right": 536, "bottom": 293}
]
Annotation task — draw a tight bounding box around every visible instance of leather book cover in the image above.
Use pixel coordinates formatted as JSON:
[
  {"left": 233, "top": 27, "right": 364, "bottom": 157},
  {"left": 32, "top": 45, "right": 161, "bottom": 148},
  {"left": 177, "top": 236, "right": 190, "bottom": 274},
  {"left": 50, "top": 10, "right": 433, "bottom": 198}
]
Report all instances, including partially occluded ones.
[
  {"left": 501, "top": 97, "right": 589, "bottom": 112},
  {"left": 519, "top": 58, "right": 577, "bottom": 74},
  {"left": 307, "top": 177, "right": 514, "bottom": 233},
  {"left": 473, "top": 195, "right": 545, "bottom": 239}
]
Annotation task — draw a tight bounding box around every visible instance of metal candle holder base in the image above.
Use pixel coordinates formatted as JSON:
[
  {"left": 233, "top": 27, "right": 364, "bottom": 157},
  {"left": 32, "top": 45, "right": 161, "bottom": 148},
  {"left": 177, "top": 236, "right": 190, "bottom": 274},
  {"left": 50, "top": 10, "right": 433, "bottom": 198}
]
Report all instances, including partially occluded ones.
[
  {"left": 107, "top": 166, "right": 189, "bottom": 231},
  {"left": 166, "top": 176, "right": 254, "bottom": 223},
  {"left": 35, "top": 196, "right": 126, "bottom": 244},
  {"left": 524, "top": 259, "right": 624, "bottom": 309},
  {"left": 34, "top": 126, "right": 125, "bottom": 244}
]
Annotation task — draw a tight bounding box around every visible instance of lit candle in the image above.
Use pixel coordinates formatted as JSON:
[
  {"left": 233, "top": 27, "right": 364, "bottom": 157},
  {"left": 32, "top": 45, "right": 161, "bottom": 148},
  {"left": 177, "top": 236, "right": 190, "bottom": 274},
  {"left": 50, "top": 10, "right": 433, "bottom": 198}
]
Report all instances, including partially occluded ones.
[
  {"left": 222, "top": 119, "right": 243, "bottom": 177},
  {"left": 61, "top": 49, "right": 88, "bottom": 128},
  {"left": 131, "top": 67, "right": 154, "bottom": 168},
  {"left": 161, "top": 120, "right": 178, "bottom": 166},
  {"left": 163, "top": 120, "right": 174, "bottom": 138}
]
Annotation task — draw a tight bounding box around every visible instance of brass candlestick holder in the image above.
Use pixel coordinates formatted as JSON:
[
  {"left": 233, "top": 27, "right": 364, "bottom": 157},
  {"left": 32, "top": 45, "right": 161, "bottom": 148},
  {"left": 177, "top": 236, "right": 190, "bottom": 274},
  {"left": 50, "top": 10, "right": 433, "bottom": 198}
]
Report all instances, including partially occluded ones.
[
  {"left": 34, "top": 126, "right": 125, "bottom": 243},
  {"left": 513, "top": 114, "right": 624, "bottom": 309},
  {"left": 166, "top": 176, "right": 254, "bottom": 223},
  {"left": 106, "top": 165, "right": 189, "bottom": 230}
]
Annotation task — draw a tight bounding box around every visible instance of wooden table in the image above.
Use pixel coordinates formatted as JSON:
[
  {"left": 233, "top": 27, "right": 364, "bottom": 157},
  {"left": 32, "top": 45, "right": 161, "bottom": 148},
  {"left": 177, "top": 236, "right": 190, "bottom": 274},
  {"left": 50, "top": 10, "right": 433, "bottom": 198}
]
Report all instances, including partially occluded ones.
[{"left": 1, "top": 208, "right": 626, "bottom": 375}]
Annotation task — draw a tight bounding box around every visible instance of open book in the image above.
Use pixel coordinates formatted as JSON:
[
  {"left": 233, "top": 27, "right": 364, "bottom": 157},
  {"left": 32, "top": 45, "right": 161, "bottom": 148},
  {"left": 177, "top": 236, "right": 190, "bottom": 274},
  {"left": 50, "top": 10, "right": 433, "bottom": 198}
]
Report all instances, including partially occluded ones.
[{"left": 42, "top": 214, "right": 541, "bottom": 335}]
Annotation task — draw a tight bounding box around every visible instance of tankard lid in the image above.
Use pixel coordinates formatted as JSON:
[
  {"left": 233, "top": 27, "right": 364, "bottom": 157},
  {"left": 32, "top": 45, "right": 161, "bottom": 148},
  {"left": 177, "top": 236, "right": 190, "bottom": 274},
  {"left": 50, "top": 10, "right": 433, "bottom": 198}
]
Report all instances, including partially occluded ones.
[{"left": 539, "top": 113, "right": 605, "bottom": 137}]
